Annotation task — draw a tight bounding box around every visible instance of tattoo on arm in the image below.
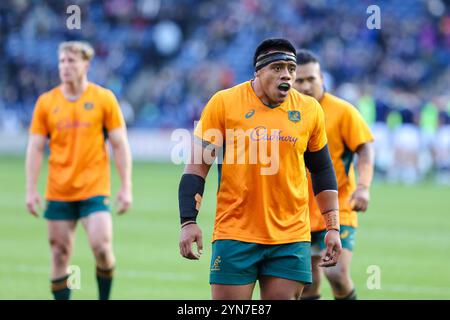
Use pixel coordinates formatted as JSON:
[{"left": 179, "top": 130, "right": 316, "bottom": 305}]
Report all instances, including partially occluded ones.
[{"left": 323, "top": 210, "right": 340, "bottom": 231}]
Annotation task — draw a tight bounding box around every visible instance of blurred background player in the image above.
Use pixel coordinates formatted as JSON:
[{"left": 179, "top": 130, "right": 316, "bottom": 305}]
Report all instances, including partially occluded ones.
[
  {"left": 433, "top": 101, "right": 450, "bottom": 185},
  {"left": 178, "top": 38, "right": 342, "bottom": 300},
  {"left": 25, "top": 41, "right": 132, "bottom": 300},
  {"left": 390, "top": 110, "right": 421, "bottom": 184},
  {"left": 294, "top": 50, "right": 375, "bottom": 300}
]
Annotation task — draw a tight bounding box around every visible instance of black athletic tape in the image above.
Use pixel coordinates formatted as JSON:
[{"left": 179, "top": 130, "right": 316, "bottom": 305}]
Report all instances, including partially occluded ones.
[
  {"left": 304, "top": 145, "right": 338, "bottom": 195},
  {"left": 255, "top": 52, "right": 297, "bottom": 71},
  {"left": 178, "top": 174, "right": 205, "bottom": 224}
]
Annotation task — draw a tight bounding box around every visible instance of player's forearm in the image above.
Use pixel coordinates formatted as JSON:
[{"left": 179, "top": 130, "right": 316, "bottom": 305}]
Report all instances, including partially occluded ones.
[
  {"left": 355, "top": 142, "right": 375, "bottom": 188},
  {"left": 305, "top": 145, "right": 340, "bottom": 230},
  {"left": 112, "top": 141, "right": 132, "bottom": 189},
  {"left": 25, "top": 143, "right": 44, "bottom": 192},
  {"left": 315, "top": 190, "right": 340, "bottom": 231},
  {"left": 178, "top": 143, "right": 214, "bottom": 225}
]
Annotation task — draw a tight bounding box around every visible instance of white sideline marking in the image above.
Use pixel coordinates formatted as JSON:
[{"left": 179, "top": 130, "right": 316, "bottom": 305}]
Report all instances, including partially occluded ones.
[{"left": 5, "top": 264, "right": 196, "bottom": 282}]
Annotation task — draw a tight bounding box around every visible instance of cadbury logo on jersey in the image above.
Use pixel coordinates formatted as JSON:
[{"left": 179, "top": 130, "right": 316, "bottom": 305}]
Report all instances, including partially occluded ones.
[
  {"left": 84, "top": 102, "right": 94, "bottom": 110},
  {"left": 56, "top": 119, "right": 91, "bottom": 130},
  {"left": 250, "top": 126, "right": 298, "bottom": 146}
]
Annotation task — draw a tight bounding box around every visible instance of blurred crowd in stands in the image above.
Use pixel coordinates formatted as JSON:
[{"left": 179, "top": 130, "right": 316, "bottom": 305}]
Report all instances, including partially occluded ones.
[{"left": 0, "top": 0, "right": 449, "bottom": 183}]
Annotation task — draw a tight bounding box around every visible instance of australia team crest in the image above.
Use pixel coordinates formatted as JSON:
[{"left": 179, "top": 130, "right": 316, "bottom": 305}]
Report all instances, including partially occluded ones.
[
  {"left": 288, "top": 110, "right": 301, "bottom": 123},
  {"left": 84, "top": 102, "right": 94, "bottom": 110}
]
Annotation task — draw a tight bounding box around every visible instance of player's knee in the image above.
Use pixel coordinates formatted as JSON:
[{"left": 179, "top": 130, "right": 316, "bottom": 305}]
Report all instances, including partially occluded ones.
[
  {"left": 324, "top": 266, "right": 349, "bottom": 290},
  {"left": 301, "top": 282, "right": 320, "bottom": 298},
  {"left": 92, "top": 242, "right": 113, "bottom": 263},
  {"left": 49, "top": 239, "right": 71, "bottom": 265},
  {"left": 324, "top": 265, "right": 343, "bottom": 279}
]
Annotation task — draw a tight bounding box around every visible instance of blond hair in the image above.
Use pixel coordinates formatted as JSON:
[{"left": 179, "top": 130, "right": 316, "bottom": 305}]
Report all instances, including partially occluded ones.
[{"left": 58, "top": 41, "right": 95, "bottom": 61}]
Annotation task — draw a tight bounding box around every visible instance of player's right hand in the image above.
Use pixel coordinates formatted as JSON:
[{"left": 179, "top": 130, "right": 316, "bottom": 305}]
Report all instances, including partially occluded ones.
[
  {"left": 26, "top": 189, "right": 42, "bottom": 217},
  {"left": 179, "top": 223, "right": 203, "bottom": 260}
]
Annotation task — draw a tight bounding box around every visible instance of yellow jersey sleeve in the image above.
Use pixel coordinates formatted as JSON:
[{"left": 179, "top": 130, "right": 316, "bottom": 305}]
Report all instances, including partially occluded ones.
[
  {"left": 103, "top": 90, "right": 125, "bottom": 131},
  {"left": 194, "top": 92, "right": 225, "bottom": 147},
  {"left": 340, "top": 105, "right": 374, "bottom": 152},
  {"left": 29, "top": 95, "right": 48, "bottom": 136},
  {"left": 307, "top": 99, "right": 328, "bottom": 152}
]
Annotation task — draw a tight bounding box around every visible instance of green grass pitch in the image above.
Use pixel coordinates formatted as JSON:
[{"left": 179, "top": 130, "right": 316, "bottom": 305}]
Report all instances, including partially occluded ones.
[{"left": 0, "top": 156, "right": 449, "bottom": 299}]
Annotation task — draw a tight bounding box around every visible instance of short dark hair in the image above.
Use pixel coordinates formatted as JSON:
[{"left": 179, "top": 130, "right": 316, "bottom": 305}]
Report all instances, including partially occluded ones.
[
  {"left": 253, "top": 38, "right": 296, "bottom": 67},
  {"left": 296, "top": 49, "right": 320, "bottom": 65}
]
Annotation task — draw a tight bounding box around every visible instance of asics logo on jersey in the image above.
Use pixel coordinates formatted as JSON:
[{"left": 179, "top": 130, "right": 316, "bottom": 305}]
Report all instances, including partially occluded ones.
[{"left": 245, "top": 109, "right": 255, "bottom": 119}]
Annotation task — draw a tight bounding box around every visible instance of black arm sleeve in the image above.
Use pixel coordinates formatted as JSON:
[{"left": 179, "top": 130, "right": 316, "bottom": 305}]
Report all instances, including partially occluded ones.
[
  {"left": 178, "top": 173, "right": 205, "bottom": 224},
  {"left": 304, "top": 144, "right": 338, "bottom": 196}
]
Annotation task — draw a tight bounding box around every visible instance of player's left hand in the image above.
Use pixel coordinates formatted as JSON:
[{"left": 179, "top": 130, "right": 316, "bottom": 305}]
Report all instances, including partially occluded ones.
[
  {"left": 349, "top": 185, "right": 370, "bottom": 212},
  {"left": 116, "top": 185, "right": 132, "bottom": 215},
  {"left": 319, "top": 229, "right": 342, "bottom": 267}
]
